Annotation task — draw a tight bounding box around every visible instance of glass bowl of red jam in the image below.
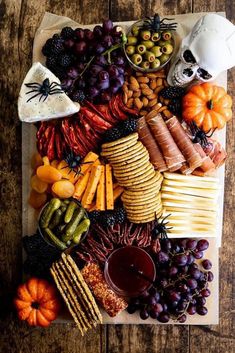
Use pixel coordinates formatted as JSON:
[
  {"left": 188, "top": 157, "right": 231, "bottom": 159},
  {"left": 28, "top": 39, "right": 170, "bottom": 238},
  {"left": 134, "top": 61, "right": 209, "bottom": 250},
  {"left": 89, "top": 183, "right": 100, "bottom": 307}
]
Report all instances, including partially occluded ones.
[{"left": 104, "top": 246, "right": 156, "bottom": 297}]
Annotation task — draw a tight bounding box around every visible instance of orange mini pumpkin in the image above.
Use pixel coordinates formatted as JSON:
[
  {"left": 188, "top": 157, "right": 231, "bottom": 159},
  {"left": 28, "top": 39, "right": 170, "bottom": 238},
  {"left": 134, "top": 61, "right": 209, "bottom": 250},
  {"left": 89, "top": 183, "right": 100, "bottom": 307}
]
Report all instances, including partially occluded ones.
[
  {"left": 14, "top": 278, "right": 61, "bottom": 327},
  {"left": 182, "top": 83, "right": 232, "bottom": 131}
]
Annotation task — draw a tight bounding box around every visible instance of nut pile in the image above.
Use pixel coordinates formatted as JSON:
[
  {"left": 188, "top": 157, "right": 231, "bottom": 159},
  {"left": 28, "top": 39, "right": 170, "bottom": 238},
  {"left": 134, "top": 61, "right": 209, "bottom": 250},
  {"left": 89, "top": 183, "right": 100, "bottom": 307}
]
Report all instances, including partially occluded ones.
[{"left": 122, "top": 70, "right": 173, "bottom": 119}]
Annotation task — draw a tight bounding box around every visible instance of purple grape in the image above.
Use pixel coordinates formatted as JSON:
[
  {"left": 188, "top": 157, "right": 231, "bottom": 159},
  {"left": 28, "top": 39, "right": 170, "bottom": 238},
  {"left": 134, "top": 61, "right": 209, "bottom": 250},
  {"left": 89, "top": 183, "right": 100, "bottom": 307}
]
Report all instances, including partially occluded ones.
[
  {"left": 178, "top": 314, "right": 187, "bottom": 323},
  {"left": 87, "top": 76, "right": 97, "bottom": 86},
  {"left": 161, "top": 238, "right": 172, "bottom": 252},
  {"left": 172, "top": 244, "right": 181, "bottom": 253},
  {"left": 207, "top": 271, "right": 214, "bottom": 282},
  {"left": 74, "top": 41, "right": 87, "bottom": 54},
  {"left": 112, "top": 25, "right": 122, "bottom": 37},
  {"left": 76, "top": 78, "right": 86, "bottom": 89},
  {"left": 177, "top": 300, "right": 188, "bottom": 311},
  {"left": 197, "top": 239, "right": 209, "bottom": 251},
  {"left": 194, "top": 250, "right": 203, "bottom": 259},
  {"left": 102, "top": 35, "right": 113, "bottom": 48},
  {"left": 117, "top": 66, "right": 125, "bottom": 75},
  {"left": 76, "top": 62, "right": 85, "bottom": 72},
  {"left": 67, "top": 67, "right": 79, "bottom": 79},
  {"left": 146, "top": 296, "right": 157, "bottom": 306},
  {"left": 197, "top": 306, "right": 208, "bottom": 316},
  {"left": 169, "top": 291, "right": 181, "bottom": 303},
  {"left": 190, "top": 263, "right": 198, "bottom": 269},
  {"left": 100, "top": 91, "right": 111, "bottom": 103},
  {"left": 157, "top": 312, "right": 170, "bottom": 323},
  {"left": 160, "top": 278, "right": 168, "bottom": 288},
  {"left": 140, "top": 290, "right": 149, "bottom": 299},
  {"left": 168, "top": 266, "right": 178, "bottom": 277},
  {"left": 149, "top": 308, "right": 159, "bottom": 319},
  {"left": 74, "top": 28, "right": 85, "bottom": 40},
  {"left": 61, "top": 78, "right": 73, "bottom": 90},
  {"left": 87, "top": 87, "right": 99, "bottom": 98},
  {"left": 177, "top": 283, "right": 189, "bottom": 293},
  {"left": 156, "top": 251, "right": 169, "bottom": 264},
  {"left": 174, "top": 254, "right": 188, "bottom": 266},
  {"left": 131, "top": 298, "right": 140, "bottom": 307},
  {"left": 202, "top": 259, "right": 212, "bottom": 270},
  {"left": 95, "top": 43, "right": 105, "bottom": 54},
  {"left": 97, "top": 80, "right": 110, "bottom": 90},
  {"left": 178, "top": 239, "right": 187, "bottom": 248},
  {"left": 153, "top": 303, "right": 163, "bottom": 313},
  {"left": 114, "top": 56, "right": 125, "bottom": 66},
  {"left": 187, "top": 254, "right": 195, "bottom": 265},
  {"left": 140, "top": 308, "right": 149, "bottom": 320},
  {"left": 90, "top": 65, "right": 103, "bottom": 77},
  {"left": 99, "top": 70, "right": 109, "bottom": 81},
  {"left": 93, "top": 25, "right": 103, "bottom": 38},
  {"left": 148, "top": 287, "right": 157, "bottom": 296},
  {"left": 180, "top": 265, "right": 189, "bottom": 274},
  {"left": 200, "top": 288, "right": 211, "bottom": 297},
  {"left": 108, "top": 64, "right": 120, "bottom": 78},
  {"left": 84, "top": 29, "right": 94, "bottom": 41},
  {"left": 196, "top": 297, "right": 206, "bottom": 306},
  {"left": 127, "top": 304, "right": 136, "bottom": 314},
  {"left": 102, "top": 19, "right": 113, "bottom": 32},
  {"left": 187, "top": 278, "right": 198, "bottom": 289},
  {"left": 186, "top": 239, "right": 197, "bottom": 250},
  {"left": 187, "top": 304, "right": 196, "bottom": 315},
  {"left": 198, "top": 280, "right": 208, "bottom": 289},
  {"left": 94, "top": 55, "right": 107, "bottom": 67},
  {"left": 64, "top": 39, "right": 74, "bottom": 49},
  {"left": 159, "top": 300, "right": 168, "bottom": 312},
  {"left": 190, "top": 298, "right": 197, "bottom": 305},
  {"left": 189, "top": 268, "right": 201, "bottom": 280}
]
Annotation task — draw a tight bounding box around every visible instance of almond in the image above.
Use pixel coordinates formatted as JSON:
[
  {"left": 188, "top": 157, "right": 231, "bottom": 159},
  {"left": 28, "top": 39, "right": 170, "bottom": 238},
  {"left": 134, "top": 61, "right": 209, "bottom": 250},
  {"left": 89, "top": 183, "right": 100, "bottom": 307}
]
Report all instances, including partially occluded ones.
[
  {"left": 146, "top": 73, "right": 158, "bottom": 79},
  {"left": 133, "top": 90, "right": 141, "bottom": 98},
  {"left": 140, "top": 83, "right": 149, "bottom": 89},
  {"left": 154, "top": 86, "right": 164, "bottom": 94},
  {"left": 155, "top": 72, "right": 166, "bottom": 78},
  {"left": 126, "top": 98, "right": 134, "bottom": 108},
  {"left": 142, "top": 97, "right": 149, "bottom": 107},
  {"left": 163, "top": 109, "right": 173, "bottom": 118},
  {"left": 134, "top": 98, "right": 144, "bottom": 110},
  {"left": 139, "top": 109, "right": 148, "bottom": 116},
  {"left": 129, "top": 83, "right": 140, "bottom": 91},
  {"left": 156, "top": 78, "right": 163, "bottom": 86},
  {"left": 148, "top": 98, "right": 158, "bottom": 107},
  {"left": 136, "top": 72, "right": 143, "bottom": 77},
  {"left": 147, "top": 93, "right": 157, "bottom": 100},
  {"left": 137, "top": 76, "right": 149, "bottom": 83},
  {"left": 123, "top": 83, "right": 128, "bottom": 93},
  {"left": 130, "top": 76, "right": 140, "bottom": 87},
  {"left": 152, "top": 103, "right": 162, "bottom": 112},
  {"left": 142, "top": 88, "right": 153, "bottom": 96},
  {"left": 127, "top": 90, "right": 133, "bottom": 98},
  {"left": 158, "top": 105, "right": 168, "bottom": 113},
  {"left": 150, "top": 80, "right": 157, "bottom": 90}
]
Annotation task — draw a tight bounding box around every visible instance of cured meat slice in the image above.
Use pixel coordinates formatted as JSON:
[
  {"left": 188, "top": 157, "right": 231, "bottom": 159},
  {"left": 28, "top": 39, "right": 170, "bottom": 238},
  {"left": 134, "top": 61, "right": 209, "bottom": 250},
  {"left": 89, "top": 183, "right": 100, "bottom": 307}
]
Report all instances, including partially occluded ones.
[
  {"left": 146, "top": 111, "right": 185, "bottom": 171},
  {"left": 204, "top": 138, "right": 227, "bottom": 168},
  {"left": 166, "top": 116, "right": 203, "bottom": 172},
  {"left": 194, "top": 143, "right": 215, "bottom": 173},
  {"left": 138, "top": 117, "right": 167, "bottom": 172}
]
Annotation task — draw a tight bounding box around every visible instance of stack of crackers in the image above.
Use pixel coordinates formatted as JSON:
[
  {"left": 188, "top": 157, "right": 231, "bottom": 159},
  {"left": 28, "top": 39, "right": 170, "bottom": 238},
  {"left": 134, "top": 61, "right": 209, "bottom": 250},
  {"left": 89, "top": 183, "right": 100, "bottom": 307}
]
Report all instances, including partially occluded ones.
[
  {"left": 101, "top": 133, "right": 163, "bottom": 223},
  {"left": 50, "top": 253, "right": 102, "bottom": 335}
]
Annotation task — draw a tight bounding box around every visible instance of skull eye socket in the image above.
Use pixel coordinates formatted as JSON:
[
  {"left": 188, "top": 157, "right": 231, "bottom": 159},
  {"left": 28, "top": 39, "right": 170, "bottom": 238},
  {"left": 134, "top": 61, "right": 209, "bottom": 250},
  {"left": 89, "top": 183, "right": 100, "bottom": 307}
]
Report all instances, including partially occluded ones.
[
  {"left": 183, "top": 68, "right": 194, "bottom": 77},
  {"left": 197, "top": 68, "right": 212, "bottom": 80},
  {"left": 183, "top": 50, "right": 196, "bottom": 64}
]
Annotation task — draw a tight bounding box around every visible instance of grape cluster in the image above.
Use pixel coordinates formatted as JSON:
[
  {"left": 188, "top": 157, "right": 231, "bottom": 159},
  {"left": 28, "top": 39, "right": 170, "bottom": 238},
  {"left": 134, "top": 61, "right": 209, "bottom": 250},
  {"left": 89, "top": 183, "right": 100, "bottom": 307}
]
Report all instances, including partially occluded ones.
[
  {"left": 42, "top": 20, "right": 126, "bottom": 103},
  {"left": 127, "top": 238, "right": 213, "bottom": 323}
]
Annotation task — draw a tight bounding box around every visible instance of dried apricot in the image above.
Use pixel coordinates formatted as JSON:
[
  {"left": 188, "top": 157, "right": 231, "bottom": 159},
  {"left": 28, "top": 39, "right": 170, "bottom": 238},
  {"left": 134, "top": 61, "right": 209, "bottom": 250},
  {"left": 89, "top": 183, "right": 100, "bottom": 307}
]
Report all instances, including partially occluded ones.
[
  {"left": 31, "top": 153, "right": 43, "bottom": 170},
  {"left": 57, "top": 161, "right": 79, "bottom": 184},
  {"left": 37, "top": 165, "right": 62, "bottom": 184},
  {"left": 52, "top": 180, "right": 75, "bottom": 199},
  {"left": 42, "top": 156, "right": 50, "bottom": 165},
  {"left": 31, "top": 175, "right": 48, "bottom": 193},
  {"left": 28, "top": 190, "right": 47, "bottom": 209},
  {"left": 51, "top": 160, "right": 59, "bottom": 168}
]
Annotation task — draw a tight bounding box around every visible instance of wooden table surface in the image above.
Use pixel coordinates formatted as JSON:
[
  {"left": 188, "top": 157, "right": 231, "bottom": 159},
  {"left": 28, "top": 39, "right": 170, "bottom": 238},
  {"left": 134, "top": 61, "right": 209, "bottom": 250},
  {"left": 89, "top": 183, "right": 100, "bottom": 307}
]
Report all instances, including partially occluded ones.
[{"left": 0, "top": 1, "right": 234, "bottom": 352}]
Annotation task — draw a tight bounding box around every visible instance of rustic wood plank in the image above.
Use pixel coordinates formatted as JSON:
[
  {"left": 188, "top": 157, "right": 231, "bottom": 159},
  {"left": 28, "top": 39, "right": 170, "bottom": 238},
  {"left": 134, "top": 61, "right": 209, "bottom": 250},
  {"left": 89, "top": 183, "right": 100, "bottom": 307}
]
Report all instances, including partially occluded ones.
[
  {"left": 0, "top": 1, "right": 108, "bottom": 352},
  {"left": 189, "top": 2, "right": 235, "bottom": 353}
]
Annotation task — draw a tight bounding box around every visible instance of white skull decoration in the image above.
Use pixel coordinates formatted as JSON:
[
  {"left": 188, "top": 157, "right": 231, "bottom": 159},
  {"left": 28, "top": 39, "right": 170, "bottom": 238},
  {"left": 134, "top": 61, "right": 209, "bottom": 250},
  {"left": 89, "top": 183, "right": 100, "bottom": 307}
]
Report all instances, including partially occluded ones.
[{"left": 167, "top": 14, "right": 235, "bottom": 86}]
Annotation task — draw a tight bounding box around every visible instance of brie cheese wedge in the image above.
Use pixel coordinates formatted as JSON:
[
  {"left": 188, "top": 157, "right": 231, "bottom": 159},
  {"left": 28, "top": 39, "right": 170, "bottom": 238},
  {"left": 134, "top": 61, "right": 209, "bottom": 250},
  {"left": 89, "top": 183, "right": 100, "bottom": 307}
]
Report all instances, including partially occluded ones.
[{"left": 18, "top": 62, "right": 80, "bottom": 122}]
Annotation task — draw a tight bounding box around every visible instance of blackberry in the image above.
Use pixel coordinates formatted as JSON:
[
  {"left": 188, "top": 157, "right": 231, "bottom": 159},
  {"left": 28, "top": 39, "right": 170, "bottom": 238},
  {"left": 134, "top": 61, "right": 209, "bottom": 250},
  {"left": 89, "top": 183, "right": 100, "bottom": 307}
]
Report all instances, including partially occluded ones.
[
  {"left": 50, "top": 38, "right": 64, "bottom": 56},
  {"left": 61, "top": 26, "right": 74, "bottom": 39},
  {"left": 114, "top": 207, "right": 126, "bottom": 224},
  {"left": 120, "top": 117, "right": 138, "bottom": 137},
  {"left": 88, "top": 210, "right": 101, "bottom": 224},
  {"left": 46, "top": 56, "right": 58, "bottom": 71},
  {"left": 160, "top": 87, "right": 185, "bottom": 99},
  {"left": 71, "top": 90, "right": 86, "bottom": 102},
  {"left": 101, "top": 212, "right": 116, "bottom": 227},
  {"left": 168, "top": 98, "right": 182, "bottom": 115},
  {"left": 59, "top": 53, "right": 73, "bottom": 67},
  {"left": 103, "top": 127, "right": 122, "bottom": 143},
  {"left": 42, "top": 38, "right": 53, "bottom": 56}
]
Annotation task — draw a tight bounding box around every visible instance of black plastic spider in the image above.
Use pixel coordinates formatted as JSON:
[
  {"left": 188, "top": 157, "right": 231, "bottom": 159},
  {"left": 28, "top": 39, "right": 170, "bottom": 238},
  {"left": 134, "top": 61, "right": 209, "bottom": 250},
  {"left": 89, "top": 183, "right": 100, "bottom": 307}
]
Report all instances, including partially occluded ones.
[
  {"left": 25, "top": 78, "right": 64, "bottom": 102},
  {"left": 152, "top": 214, "right": 173, "bottom": 239},
  {"left": 190, "top": 122, "right": 216, "bottom": 148},
  {"left": 62, "top": 150, "right": 93, "bottom": 176},
  {"left": 143, "top": 13, "right": 177, "bottom": 33}
]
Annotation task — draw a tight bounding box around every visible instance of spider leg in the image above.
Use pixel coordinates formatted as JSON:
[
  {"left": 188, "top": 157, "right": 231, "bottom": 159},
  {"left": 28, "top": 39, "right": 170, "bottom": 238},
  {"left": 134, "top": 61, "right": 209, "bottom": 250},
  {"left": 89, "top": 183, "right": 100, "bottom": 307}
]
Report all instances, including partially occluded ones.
[
  {"left": 26, "top": 92, "right": 41, "bottom": 102},
  {"left": 26, "top": 89, "right": 40, "bottom": 95},
  {"left": 41, "top": 93, "right": 49, "bottom": 102},
  {"left": 206, "top": 128, "right": 217, "bottom": 138},
  {"left": 160, "top": 17, "right": 175, "bottom": 22},
  {"left": 49, "top": 89, "right": 64, "bottom": 95},
  {"left": 160, "top": 213, "right": 171, "bottom": 223},
  {"left": 25, "top": 83, "right": 41, "bottom": 88}
]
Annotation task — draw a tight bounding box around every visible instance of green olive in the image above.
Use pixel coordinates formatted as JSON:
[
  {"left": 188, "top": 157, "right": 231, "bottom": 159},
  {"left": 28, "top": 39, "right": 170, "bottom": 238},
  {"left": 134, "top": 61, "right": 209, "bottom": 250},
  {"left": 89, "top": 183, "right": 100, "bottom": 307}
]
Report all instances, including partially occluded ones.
[
  {"left": 151, "top": 32, "right": 161, "bottom": 42},
  {"left": 126, "top": 45, "right": 136, "bottom": 55},
  {"left": 132, "top": 25, "right": 139, "bottom": 36},
  {"left": 136, "top": 44, "right": 146, "bottom": 54},
  {"left": 140, "top": 61, "right": 150, "bottom": 69},
  {"left": 141, "top": 40, "right": 154, "bottom": 49},
  {"left": 159, "top": 53, "right": 170, "bottom": 64},
  {"left": 127, "top": 36, "right": 138, "bottom": 45},
  {"left": 144, "top": 50, "right": 155, "bottom": 62},
  {"left": 131, "top": 53, "right": 142, "bottom": 65},
  {"left": 162, "top": 31, "right": 172, "bottom": 40},
  {"left": 150, "top": 46, "right": 162, "bottom": 57},
  {"left": 162, "top": 43, "right": 174, "bottom": 55},
  {"left": 158, "top": 40, "right": 171, "bottom": 47},
  {"left": 140, "top": 30, "right": 151, "bottom": 41},
  {"left": 151, "top": 59, "right": 161, "bottom": 69}
]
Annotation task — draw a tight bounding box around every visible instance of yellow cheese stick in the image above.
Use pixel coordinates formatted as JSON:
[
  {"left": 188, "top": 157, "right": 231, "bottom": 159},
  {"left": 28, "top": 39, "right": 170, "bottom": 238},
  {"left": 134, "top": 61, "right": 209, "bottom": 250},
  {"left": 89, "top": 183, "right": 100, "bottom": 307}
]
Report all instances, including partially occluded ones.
[
  {"left": 82, "top": 165, "right": 102, "bottom": 208},
  {"left": 96, "top": 165, "right": 105, "bottom": 211},
  {"left": 73, "top": 168, "right": 92, "bottom": 200},
  {"left": 105, "top": 164, "right": 114, "bottom": 210},
  {"left": 80, "top": 152, "right": 99, "bottom": 174},
  {"left": 113, "top": 186, "right": 124, "bottom": 201}
]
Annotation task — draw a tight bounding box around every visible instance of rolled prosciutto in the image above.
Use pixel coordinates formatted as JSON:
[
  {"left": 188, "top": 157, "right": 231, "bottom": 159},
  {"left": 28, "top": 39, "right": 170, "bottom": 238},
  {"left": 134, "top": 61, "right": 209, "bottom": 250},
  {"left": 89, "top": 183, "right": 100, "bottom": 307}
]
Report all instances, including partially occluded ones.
[
  {"left": 194, "top": 143, "right": 215, "bottom": 173},
  {"left": 138, "top": 117, "right": 167, "bottom": 172},
  {"left": 166, "top": 116, "right": 203, "bottom": 172},
  {"left": 146, "top": 111, "right": 185, "bottom": 171},
  {"left": 204, "top": 138, "right": 227, "bottom": 168}
]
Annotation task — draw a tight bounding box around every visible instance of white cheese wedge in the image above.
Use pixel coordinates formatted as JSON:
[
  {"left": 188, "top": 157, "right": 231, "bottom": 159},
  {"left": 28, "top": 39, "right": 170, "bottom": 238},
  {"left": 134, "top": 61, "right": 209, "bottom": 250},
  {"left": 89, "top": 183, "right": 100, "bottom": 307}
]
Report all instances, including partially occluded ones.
[
  {"left": 163, "top": 207, "right": 216, "bottom": 217},
  {"left": 18, "top": 62, "right": 80, "bottom": 122},
  {"left": 162, "top": 200, "right": 217, "bottom": 211},
  {"left": 163, "top": 179, "right": 219, "bottom": 190},
  {"left": 164, "top": 172, "right": 218, "bottom": 183},
  {"left": 161, "top": 185, "right": 219, "bottom": 199},
  {"left": 161, "top": 192, "right": 217, "bottom": 204}
]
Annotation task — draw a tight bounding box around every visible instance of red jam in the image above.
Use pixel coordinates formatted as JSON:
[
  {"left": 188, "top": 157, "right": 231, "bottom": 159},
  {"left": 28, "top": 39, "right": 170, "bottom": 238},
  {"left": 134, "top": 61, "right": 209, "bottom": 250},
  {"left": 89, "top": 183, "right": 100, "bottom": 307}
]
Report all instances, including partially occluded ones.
[{"left": 104, "top": 246, "right": 156, "bottom": 297}]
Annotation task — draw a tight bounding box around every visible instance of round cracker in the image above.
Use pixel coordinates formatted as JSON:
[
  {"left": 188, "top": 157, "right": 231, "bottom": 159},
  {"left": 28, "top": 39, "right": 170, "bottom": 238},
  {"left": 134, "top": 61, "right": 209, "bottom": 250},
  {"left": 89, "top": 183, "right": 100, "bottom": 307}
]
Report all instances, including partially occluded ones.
[
  {"left": 101, "top": 133, "right": 138, "bottom": 149},
  {"left": 118, "top": 169, "right": 156, "bottom": 187},
  {"left": 128, "top": 214, "right": 157, "bottom": 223},
  {"left": 128, "top": 173, "right": 163, "bottom": 190},
  {"left": 111, "top": 149, "right": 149, "bottom": 167},
  {"left": 122, "top": 192, "right": 160, "bottom": 204},
  {"left": 124, "top": 200, "right": 160, "bottom": 211},
  {"left": 105, "top": 142, "right": 144, "bottom": 161},
  {"left": 101, "top": 140, "right": 140, "bottom": 158},
  {"left": 115, "top": 164, "right": 154, "bottom": 181},
  {"left": 113, "top": 154, "right": 150, "bottom": 173},
  {"left": 123, "top": 187, "right": 161, "bottom": 199},
  {"left": 126, "top": 204, "right": 162, "bottom": 215},
  {"left": 114, "top": 161, "right": 152, "bottom": 178}
]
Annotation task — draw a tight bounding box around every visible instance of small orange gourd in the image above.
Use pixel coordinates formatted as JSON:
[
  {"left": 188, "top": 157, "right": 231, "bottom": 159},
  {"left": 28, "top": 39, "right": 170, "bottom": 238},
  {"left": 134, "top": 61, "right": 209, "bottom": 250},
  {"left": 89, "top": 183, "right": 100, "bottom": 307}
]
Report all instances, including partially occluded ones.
[
  {"left": 14, "top": 278, "right": 61, "bottom": 327},
  {"left": 182, "top": 83, "right": 232, "bottom": 131}
]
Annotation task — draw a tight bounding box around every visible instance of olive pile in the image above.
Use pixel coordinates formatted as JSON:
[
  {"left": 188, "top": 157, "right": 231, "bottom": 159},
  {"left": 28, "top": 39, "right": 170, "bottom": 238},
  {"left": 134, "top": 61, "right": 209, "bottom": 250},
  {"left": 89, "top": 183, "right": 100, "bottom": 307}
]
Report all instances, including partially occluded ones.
[
  {"left": 39, "top": 198, "right": 90, "bottom": 250},
  {"left": 125, "top": 25, "right": 174, "bottom": 70}
]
